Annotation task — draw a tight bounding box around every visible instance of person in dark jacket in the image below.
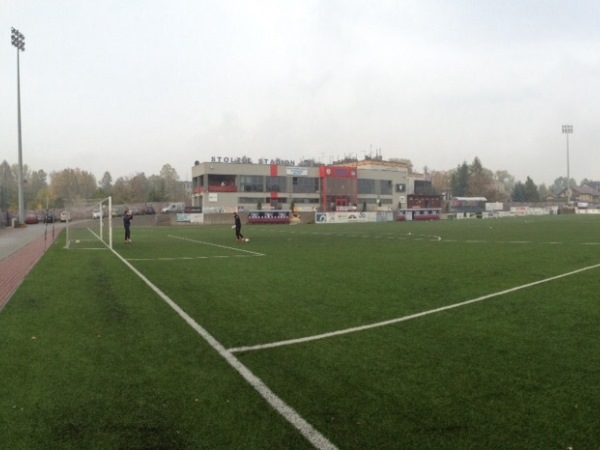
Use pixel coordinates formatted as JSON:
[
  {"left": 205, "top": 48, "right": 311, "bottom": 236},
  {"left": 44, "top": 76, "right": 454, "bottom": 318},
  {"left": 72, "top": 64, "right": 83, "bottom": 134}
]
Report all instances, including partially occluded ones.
[
  {"left": 123, "top": 209, "right": 133, "bottom": 244},
  {"left": 233, "top": 212, "right": 245, "bottom": 241}
]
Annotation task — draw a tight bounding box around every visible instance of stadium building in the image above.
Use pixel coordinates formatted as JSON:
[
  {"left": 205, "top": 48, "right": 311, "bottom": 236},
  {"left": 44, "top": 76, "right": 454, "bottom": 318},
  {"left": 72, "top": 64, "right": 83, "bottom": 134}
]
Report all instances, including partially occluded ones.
[{"left": 190, "top": 155, "right": 442, "bottom": 220}]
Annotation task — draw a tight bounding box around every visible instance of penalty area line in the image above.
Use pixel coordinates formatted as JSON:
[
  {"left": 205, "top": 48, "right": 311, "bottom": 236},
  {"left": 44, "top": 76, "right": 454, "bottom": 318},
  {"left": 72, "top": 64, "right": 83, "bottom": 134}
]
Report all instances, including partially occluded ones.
[
  {"left": 228, "top": 261, "right": 600, "bottom": 354},
  {"left": 168, "top": 235, "right": 265, "bottom": 256}
]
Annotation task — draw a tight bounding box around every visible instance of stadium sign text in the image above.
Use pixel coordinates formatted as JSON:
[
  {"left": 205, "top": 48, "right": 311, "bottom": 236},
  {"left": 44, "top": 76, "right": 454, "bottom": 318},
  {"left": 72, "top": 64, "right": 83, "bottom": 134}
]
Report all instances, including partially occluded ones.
[{"left": 211, "top": 156, "right": 295, "bottom": 166}]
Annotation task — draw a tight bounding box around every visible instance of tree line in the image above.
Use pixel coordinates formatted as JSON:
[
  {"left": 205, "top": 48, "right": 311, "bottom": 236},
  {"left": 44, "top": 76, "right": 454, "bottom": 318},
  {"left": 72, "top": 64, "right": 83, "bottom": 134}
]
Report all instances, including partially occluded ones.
[
  {"left": 0, "top": 161, "right": 187, "bottom": 212},
  {"left": 2, "top": 157, "right": 599, "bottom": 213},
  {"left": 430, "top": 157, "right": 600, "bottom": 203}
]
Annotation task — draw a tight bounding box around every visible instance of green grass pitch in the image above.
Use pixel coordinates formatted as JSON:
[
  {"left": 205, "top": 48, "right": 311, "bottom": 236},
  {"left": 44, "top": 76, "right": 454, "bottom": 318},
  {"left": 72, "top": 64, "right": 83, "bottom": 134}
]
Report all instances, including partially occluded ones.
[{"left": 1, "top": 215, "right": 599, "bottom": 449}]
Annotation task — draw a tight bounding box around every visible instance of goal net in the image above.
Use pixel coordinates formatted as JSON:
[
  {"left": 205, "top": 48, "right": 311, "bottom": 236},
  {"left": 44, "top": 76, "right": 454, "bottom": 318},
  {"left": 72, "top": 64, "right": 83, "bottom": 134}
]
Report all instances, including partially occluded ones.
[{"left": 63, "top": 197, "right": 113, "bottom": 250}]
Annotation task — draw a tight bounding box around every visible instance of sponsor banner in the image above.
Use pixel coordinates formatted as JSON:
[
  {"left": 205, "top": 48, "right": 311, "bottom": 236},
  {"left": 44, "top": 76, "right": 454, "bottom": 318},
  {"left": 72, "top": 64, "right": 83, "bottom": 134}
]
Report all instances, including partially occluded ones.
[
  {"left": 509, "top": 206, "right": 558, "bottom": 216},
  {"left": 336, "top": 205, "right": 358, "bottom": 211},
  {"left": 177, "top": 213, "right": 204, "bottom": 223},
  {"left": 190, "top": 214, "right": 204, "bottom": 223},
  {"left": 315, "top": 212, "right": 390, "bottom": 224},
  {"left": 485, "top": 202, "right": 504, "bottom": 211},
  {"left": 202, "top": 207, "right": 226, "bottom": 214},
  {"left": 286, "top": 166, "right": 309, "bottom": 176}
]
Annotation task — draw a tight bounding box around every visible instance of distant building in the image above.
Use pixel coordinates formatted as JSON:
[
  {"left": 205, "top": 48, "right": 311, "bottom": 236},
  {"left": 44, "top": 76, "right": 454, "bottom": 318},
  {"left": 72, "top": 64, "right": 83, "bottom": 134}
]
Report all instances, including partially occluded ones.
[
  {"left": 570, "top": 185, "right": 600, "bottom": 205},
  {"left": 180, "top": 180, "right": 192, "bottom": 198},
  {"left": 190, "top": 156, "right": 416, "bottom": 212}
]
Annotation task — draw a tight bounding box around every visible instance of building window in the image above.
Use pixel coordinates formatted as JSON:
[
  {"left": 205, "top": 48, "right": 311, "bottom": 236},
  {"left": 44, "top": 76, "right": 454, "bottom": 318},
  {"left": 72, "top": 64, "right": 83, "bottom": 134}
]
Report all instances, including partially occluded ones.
[
  {"left": 292, "top": 177, "right": 319, "bottom": 193},
  {"left": 266, "top": 176, "right": 286, "bottom": 192},
  {"left": 240, "top": 176, "right": 264, "bottom": 192},
  {"left": 358, "top": 179, "right": 376, "bottom": 194},
  {"left": 380, "top": 180, "right": 392, "bottom": 195},
  {"left": 414, "top": 180, "right": 433, "bottom": 195}
]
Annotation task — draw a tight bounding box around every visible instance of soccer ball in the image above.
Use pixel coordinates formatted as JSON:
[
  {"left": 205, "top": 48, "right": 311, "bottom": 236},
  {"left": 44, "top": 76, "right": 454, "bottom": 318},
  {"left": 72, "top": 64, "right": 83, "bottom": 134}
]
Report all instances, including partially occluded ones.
[{"left": 245, "top": 238, "right": 250, "bottom": 242}]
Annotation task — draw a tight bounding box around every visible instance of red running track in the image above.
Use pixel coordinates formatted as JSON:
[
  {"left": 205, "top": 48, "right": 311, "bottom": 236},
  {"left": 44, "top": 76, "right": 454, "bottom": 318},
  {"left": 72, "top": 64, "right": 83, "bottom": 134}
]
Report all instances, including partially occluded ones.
[{"left": 0, "top": 234, "right": 57, "bottom": 311}]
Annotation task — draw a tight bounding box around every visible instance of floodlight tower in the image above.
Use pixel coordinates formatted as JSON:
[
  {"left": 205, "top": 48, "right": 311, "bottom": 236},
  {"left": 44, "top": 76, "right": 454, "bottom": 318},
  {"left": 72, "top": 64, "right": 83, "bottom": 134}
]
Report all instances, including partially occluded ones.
[
  {"left": 11, "top": 27, "right": 26, "bottom": 225},
  {"left": 562, "top": 125, "right": 573, "bottom": 204}
]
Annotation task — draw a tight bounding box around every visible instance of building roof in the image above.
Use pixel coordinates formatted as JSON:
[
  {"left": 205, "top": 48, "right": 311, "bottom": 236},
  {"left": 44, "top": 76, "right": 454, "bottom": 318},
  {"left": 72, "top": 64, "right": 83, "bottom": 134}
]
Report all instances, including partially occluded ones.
[
  {"left": 571, "top": 184, "right": 600, "bottom": 196},
  {"left": 355, "top": 160, "right": 410, "bottom": 170}
]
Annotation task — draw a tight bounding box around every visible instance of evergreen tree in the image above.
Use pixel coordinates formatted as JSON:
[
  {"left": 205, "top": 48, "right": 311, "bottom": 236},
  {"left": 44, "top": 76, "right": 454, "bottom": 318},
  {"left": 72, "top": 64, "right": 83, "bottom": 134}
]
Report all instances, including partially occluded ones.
[
  {"left": 512, "top": 182, "right": 527, "bottom": 202},
  {"left": 98, "top": 171, "right": 113, "bottom": 195},
  {"left": 524, "top": 176, "right": 540, "bottom": 202},
  {"left": 451, "top": 162, "right": 469, "bottom": 197}
]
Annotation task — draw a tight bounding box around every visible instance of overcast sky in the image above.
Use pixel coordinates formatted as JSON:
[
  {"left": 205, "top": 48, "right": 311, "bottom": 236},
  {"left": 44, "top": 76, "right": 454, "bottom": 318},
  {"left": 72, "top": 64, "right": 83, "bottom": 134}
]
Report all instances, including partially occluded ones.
[{"left": 2, "top": 0, "right": 599, "bottom": 186}]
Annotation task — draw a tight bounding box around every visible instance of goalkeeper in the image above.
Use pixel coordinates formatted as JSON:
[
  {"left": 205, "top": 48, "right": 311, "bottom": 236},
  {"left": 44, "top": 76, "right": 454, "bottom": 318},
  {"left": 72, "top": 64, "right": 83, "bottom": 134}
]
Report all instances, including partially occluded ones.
[
  {"left": 233, "top": 212, "right": 245, "bottom": 241},
  {"left": 123, "top": 209, "right": 133, "bottom": 244}
]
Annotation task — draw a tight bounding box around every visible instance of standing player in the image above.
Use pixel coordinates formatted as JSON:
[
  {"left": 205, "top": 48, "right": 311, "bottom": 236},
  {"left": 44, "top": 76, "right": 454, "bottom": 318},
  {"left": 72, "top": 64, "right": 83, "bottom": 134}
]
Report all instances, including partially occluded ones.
[
  {"left": 123, "top": 209, "right": 133, "bottom": 244},
  {"left": 233, "top": 212, "right": 245, "bottom": 242}
]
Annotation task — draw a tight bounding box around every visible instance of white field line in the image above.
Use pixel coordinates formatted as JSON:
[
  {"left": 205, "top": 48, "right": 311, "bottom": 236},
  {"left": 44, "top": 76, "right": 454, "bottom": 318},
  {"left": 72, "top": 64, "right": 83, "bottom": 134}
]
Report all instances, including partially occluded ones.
[
  {"left": 127, "top": 255, "right": 258, "bottom": 261},
  {"left": 109, "top": 246, "right": 335, "bottom": 450},
  {"left": 228, "top": 262, "right": 600, "bottom": 354},
  {"left": 168, "top": 235, "right": 265, "bottom": 256}
]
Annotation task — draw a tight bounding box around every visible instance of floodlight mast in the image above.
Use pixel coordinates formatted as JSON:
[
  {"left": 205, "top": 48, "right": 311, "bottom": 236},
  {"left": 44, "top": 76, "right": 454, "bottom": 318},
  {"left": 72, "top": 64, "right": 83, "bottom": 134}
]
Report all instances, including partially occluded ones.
[
  {"left": 11, "top": 27, "right": 26, "bottom": 225},
  {"left": 562, "top": 125, "right": 573, "bottom": 205}
]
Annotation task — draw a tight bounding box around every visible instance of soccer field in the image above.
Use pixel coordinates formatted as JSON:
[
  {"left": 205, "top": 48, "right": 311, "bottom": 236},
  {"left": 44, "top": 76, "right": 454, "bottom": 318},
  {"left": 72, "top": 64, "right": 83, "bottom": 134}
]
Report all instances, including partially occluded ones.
[{"left": 1, "top": 215, "right": 600, "bottom": 449}]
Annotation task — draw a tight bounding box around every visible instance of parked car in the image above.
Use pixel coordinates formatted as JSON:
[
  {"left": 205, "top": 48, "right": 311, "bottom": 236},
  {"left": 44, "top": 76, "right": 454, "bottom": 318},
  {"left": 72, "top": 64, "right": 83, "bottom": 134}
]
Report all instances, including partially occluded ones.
[
  {"left": 42, "top": 212, "right": 55, "bottom": 223},
  {"left": 92, "top": 208, "right": 101, "bottom": 219},
  {"left": 60, "top": 210, "right": 70, "bottom": 222},
  {"left": 161, "top": 202, "right": 185, "bottom": 213},
  {"left": 142, "top": 205, "right": 156, "bottom": 215},
  {"left": 25, "top": 213, "right": 39, "bottom": 224}
]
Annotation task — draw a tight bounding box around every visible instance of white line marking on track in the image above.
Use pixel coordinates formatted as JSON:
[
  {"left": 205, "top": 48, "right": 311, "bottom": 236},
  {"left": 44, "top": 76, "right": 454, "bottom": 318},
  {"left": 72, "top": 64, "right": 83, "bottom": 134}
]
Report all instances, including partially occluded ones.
[
  {"left": 228, "top": 261, "right": 600, "bottom": 354},
  {"left": 110, "top": 246, "right": 334, "bottom": 449}
]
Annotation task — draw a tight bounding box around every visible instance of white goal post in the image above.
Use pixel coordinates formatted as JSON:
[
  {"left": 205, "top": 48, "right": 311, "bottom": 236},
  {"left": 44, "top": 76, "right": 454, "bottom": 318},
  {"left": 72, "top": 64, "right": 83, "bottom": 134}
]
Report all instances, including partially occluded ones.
[{"left": 64, "top": 196, "right": 113, "bottom": 250}]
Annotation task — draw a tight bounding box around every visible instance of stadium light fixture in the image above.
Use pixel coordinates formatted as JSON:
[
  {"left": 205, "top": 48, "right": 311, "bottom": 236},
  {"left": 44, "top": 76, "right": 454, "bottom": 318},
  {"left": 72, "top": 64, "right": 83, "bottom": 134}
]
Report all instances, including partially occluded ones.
[
  {"left": 11, "top": 27, "right": 26, "bottom": 225},
  {"left": 562, "top": 125, "right": 573, "bottom": 204}
]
